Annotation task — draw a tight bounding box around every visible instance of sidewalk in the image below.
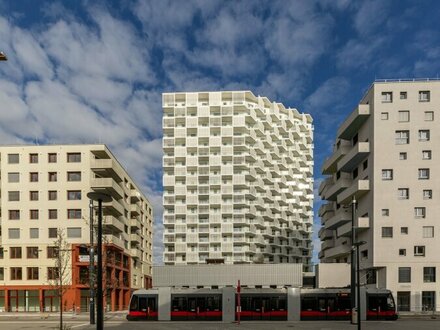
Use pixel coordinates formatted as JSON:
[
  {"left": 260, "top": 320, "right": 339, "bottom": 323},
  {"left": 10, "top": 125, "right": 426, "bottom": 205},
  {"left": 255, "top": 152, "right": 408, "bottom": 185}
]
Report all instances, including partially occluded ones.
[{"left": 0, "top": 310, "right": 127, "bottom": 320}]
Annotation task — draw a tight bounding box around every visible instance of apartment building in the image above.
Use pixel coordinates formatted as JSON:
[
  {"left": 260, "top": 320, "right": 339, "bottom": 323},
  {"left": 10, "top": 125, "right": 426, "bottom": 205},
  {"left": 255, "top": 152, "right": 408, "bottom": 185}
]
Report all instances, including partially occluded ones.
[
  {"left": 0, "top": 144, "right": 153, "bottom": 312},
  {"left": 162, "top": 91, "right": 313, "bottom": 270},
  {"left": 319, "top": 80, "right": 440, "bottom": 312}
]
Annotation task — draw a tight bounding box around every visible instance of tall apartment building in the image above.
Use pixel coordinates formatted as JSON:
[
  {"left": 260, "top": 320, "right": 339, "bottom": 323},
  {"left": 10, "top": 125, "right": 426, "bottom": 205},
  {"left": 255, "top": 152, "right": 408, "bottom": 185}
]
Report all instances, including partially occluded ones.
[
  {"left": 319, "top": 80, "right": 440, "bottom": 312},
  {"left": 0, "top": 144, "right": 153, "bottom": 312},
  {"left": 162, "top": 91, "right": 313, "bottom": 270}
]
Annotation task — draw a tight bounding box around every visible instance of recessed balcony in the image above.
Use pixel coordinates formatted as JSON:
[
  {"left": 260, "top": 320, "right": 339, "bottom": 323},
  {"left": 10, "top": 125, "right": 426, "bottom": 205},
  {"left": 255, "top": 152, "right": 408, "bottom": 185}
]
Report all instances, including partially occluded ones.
[
  {"left": 336, "top": 216, "right": 370, "bottom": 237},
  {"left": 323, "top": 178, "right": 352, "bottom": 201},
  {"left": 337, "top": 179, "right": 370, "bottom": 204},
  {"left": 325, "top": 208, "right": 351, "bottom": 230},
  {"left": 102, "top": 216, "right": 124, "bottom": 233},
  {"left": 130, "top": 248, "right": 142, "bottom": 260},
  {"left": 337, "top": 142, "right": 370, "bottom": 172},
  {"left": 321, "top": 144, "right": 351, "bottom": 175},
  {"left": 337, "top": 104, "right": 370, "bottom": 140},
  {"left": 324, "top": 244, "right": 351, "bottom": 259},
  {"left": 103, "top": 200, "right": 124, "bottom": 217}
]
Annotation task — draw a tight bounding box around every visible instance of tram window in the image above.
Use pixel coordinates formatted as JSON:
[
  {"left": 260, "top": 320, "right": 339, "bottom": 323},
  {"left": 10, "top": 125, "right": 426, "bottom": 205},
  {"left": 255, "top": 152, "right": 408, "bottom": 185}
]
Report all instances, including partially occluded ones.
[
  {"left": 172, "top": 297, "right": 187, "bottom": 311},
  {"left": 206, "top": 296, "right": 221, "bottom": 311},
  {"left": 139, "top": 297, "right": 147, "bottom": 311},
  {"left": 337, "top": 296, "right": 351, "bottom": 311},
  {"left": 147, "top": 298, "right": 156, "bottom": 311},
  {"left": 301, "top": 297, "right": 318, "bottom": 311},
  {"left": 129, "top": 296, "right": 138, "bottom": 311},
  {"left": 387, "top": 294, "right": 395, "bottom": 309},
  {"left": 240, "top": 296, "right": 252, "bottom": 311}
]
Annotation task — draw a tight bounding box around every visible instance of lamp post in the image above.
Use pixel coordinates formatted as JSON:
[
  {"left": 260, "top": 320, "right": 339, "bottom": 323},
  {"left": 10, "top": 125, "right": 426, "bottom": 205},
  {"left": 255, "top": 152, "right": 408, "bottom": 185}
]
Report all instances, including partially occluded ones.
[
  {"left": 89, "top": 200, "right": 95, "bottom": 325},
  {"left": 353, "top": 241, "right": 366, "bottom": 330},
  {"left": 350, "top": 197, "right": 357, "bottom": 323},
  {"left": 0, "top": 52, "right": 7, "bottom": 61},
  {"left": 87, "top": 192, "right": 111, "bottom": 330}
]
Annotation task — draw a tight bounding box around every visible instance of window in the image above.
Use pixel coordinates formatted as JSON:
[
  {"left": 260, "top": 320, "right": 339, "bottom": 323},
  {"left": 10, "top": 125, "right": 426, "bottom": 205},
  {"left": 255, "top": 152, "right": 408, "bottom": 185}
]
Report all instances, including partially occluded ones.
[
  {"left": 422, "top": 292, "right": 435, "bottom": 311},
  {"left": 424, "top": 111, "right": 434, "bottom": 121},
  {"left": 48, "top": 209, "right": 58, "bottom": 220},
  {"left": 398, "top": 110, "right": 410, "bottom": 122},
  {"left": 414, "top": 246, "right": 425, "bottom": 256},
  {"left": 10, "top": 247, "right": 22, "bottom": 259},
  {"left": 29, "top": 191, "right": 38, "bottom": 201},
  {"left": 67, "top": 190, "right": 81, "bottom": 200},
  {"left": 67, "top": 227, "right": 82, "bottom": 238},
  {"left": 8, "top": 172, "right": 19, "bottom": 183},
  {"left": 363, "top": 159, "right": 368, "bottom": 170},
  {"left": 398, "top": 188, "right": 409, "bottom": 200},
  {"left": 424, "top": 267, "right": 436, "bottom": 283},
  {"left": 29, "top": 228, "right": 39, "bottom": 239},
  {"left": 418, "top": 168, "right": 430, "bottom": 179},
  {"left": 48, "top": 228, "right": 58, "bottom": 238},
  {"left": 352, "top": 168, "right": 358, "bottom": 179},
  {"left": 26, "top": 267, "right": 39, "bottom": 280},
  {"left": 422, "top": 150, "right": 432, "bottom": 160},
  {"left": 30, "top": 209, "right": 39, "bottom": 220},
  {"left": 381, "top": 112, "right": 389, "bottom": 120},
  {"left": 67, "top": 171, "right": 81, "bottom": 181},
  {"left": 67, "top": 209, "right": 82, "bottom": 219},
  {"left": 48, "top": 172, "right": 57, "bottom": 182},
  {"left": 419, "top": 91, "right": 430, "bottom": 102},
  {"left": 27, "top": 247, "right": 39, "bottom": 259},
  {"left": 67, "top": 153, "right": 81, "bottom": 163},
  {"left": 423, "top": 226, "right": 434, "bottom": 238},
  {"left": 10, "top": 267, "right": 22, "bottom": 280},
  {"left": 361, "top": 250, "right": 368, "bottom": 259},
  {"left": 8, "top": 210, "right": 20, "bottom": 220},
  {"left": 423, "top": 190, "right": 432, "bottom": 199},
  {"left": 401, "top": 227, "right": 408, "bottom": 234},
  {"left": 8, "top": 153, "right": 19, "bottom": 164},
  {"left": 395, "top": 130, "right": 409, "bottom": 144},
  {"left": 415, "top": 207, "right": 426, "bottom": 218},
  {"left": 48, "top": 191, "right": 57, "bottom": 200},
  {"left": 47, "top": 267, "right": 59, "bottom": 280},
  {"left": 48, "top": 153, "right": 57, "bottom": 163},
  {"left": 0, "top": 268, "right": 3, "bottom": 281},
  {"left": 382, "top": 91, "right": 393, "bottom": 103},
  {"left": 398, "top": 267, "right": 411, "bottom": 283},
  {"left": 30, "top": 172, "right": 38, "bottom": 182},
  {"left": 418, "top": 130, "right": 430, "bottom": 141},
  {"left": 399, "top": 152, "right": 407, "bottom": 160},
  {"left": 8, "top": 228, "right": 20, "bottom": 239},
  {"left": 400, "top": 91, "right": 407, "bottom": 99},
  {"left": 47, "top": 247, "right": 58, "bottom": 258},
  {"left": 399, "top": 249, "right": 406, "bottom": 256},
  {"left": 352, "top": 133, "right": 358, "bottom": 146},
  {"left": 382, "top": 169, "right": 393, "bottom": 180},
  {"left": 29, "top": 153, "right": 38, "bottom": 163},
  {"left": 382, "top": 227, "right": 393, "bottom": 238},
  {"left": 382, "top": 209, "right": 389, "bottom": 216},
  {"left": 8, "top": 191, "right": 20, "bottom": 201}
]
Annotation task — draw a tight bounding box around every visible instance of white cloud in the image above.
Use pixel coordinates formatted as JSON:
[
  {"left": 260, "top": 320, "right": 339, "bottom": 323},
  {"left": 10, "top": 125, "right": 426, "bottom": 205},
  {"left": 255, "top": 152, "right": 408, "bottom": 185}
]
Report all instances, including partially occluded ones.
[{"left": 353, "top": 0, "right": 391, "bottom": 37}]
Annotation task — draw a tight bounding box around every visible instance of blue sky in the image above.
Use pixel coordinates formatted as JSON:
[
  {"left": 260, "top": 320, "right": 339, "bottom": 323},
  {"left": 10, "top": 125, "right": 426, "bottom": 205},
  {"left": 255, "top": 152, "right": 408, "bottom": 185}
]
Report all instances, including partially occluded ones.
[{"left": 1, "top": 0, "right": 440, "bottom": 265}]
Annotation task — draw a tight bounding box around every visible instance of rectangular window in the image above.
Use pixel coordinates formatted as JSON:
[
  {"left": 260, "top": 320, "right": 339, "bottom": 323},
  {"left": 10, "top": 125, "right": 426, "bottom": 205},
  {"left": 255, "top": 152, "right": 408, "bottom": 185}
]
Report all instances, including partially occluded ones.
[
  {"left": 382, "top": 169, "right": 393, "bottom": 180},
  {"left": 422, "top": 150, "right": 432, "bottom": 160},
  {"left": 8, "top": 153, "right": 19, "bottom": 164},
  {"left": 29, "top": 191, "right": 39, "bottom": 201},
  {"left": 414, "top": 246, "right": 425, "bottom": 256},
  {"left": 48, "top": 228, "right": 58, "bottom": 239},
  {"left": 27, "top": 267, "right": 39, "bottom": 280},
  {"left": 10, "top": 267, "right": 22, "bottom": 280},
  {"left": 67, "top": 209, "right": 82, "bottom": 219},
  {"left": 401, "top": 227, "right": 408, "bottom": 234},
  {"left": 352, "top": 168, "right": 358, "bottom": 179},
  {"left": 67, "top": 171, "right": 81, "bottom": 181},
  {"left": 399, "top": 152, "right": 407, "bottom": 160},
  {"left": 423, "top": 267, "right": 436, "bottom": 283},
  {"left": 10, "top": 247, "right": 22, "bottom": 259},
  {"left": 47, "top": 267, "right": 59, "bottom": 280},
  {"left": 423, "top": 190, "right": 432, "bottom": 199},
  {"left": 419, "top": 91, "right": 430, "bottom": 102},
  {"left": 29, "top": 228, "right": 39, "bottom": 239},
  {"left": 48, "top": 209, "right": 58, "bottom": 220},
  {"left": 67, "top": 190, "right": 81, "bottom": 200},
  {"left": 424, "top": 111, "right": 434, "bottom": 121},
  {"left": 400, "top": 91, "right": 407, "bottom": 99},
  {"left": 382, "top": 209, "right": 390, "bottom": 216},
  {"left": 382, "top": 91, "right": 393, "bottom": 103},
  {"left": 0, "top": 268, "right": 3, "bottom": 281},
  {"left": 48, "top": 172, "right": 57, "bottom": 182},
  {"left": 422, "top": 292, "right": 436, "bottom": 311},
  {"left": 415, "top": 207, "right": 426, "bottom": 218},
  {"left": 418, "top": 168, "right": 430, "bottom": 179},
  {"left": 398, "top": 188, "right": 409, "bottom": 200},
  {"left": 419, "top": 130, "right": 430, "bottom": 141},
  {"left": 67, "top": 153, "right": 81, "bottom": 163},
  {"left": 8, "top": 191, "right": 20, "bottom": 201},
  {"left": 398, "top": 267, "right": 411, "bottom": 283},
  {"left": 67, "top": 227, "right": 82, "bottom": 238},
  {"left": 48, "top": 153, "right": 57, "bottom": 163},
  {"left": 381, "top": 112, "right": 389, "bottom": 120},
  {"left": 29, "top": 153, "right": 38, "bottom": 163},
  {"left": 8, "top": 210, "right": 20, "bottom": 220},
  {"left": 423, "top": 226, "right": 434, "bottom": 238},
  {"left": 395, "top": 130, "right": 409, "bottom": 144},
  {"left": 30, "top": 209, "right": 39, "bottom": 220},
  {"left": 27, "top": 247, "right": 39, "bottom": 259},
  {"left": 399, "top": 249, "right": 406, "bottom": 256},
  {"left": 382, "top": 227, "right": 393, "bottom": 238},
  {"left": 8, "top": 172, "right": 19, "bottom": 183},
  {"left": 8, "top": 228, "right": 20, "bottom": 239},
  {"left": 48, "top": 191, "right": 57, "bottom": 201},
  {"left": 398, "top": 110, "right": 410, "bottom": 122},
  {"left": 29, "top": 172, "right": 38, "bottom": 182},
  {"left": 47, "top": 247, "right": 58, "bottom": 258}
]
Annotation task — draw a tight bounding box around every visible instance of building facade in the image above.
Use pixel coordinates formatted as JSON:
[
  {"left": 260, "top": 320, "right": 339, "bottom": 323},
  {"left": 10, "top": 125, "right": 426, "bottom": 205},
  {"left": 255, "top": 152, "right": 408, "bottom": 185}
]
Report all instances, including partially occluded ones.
[
  {"left": 162, "top": 91, "right": 313, "bottom": 270},
  {"left": 319, "top": 80, "right": 440, "bottom": 312},
  {"left": 0, "top": 144, "right": 153, "bottom": 312}
]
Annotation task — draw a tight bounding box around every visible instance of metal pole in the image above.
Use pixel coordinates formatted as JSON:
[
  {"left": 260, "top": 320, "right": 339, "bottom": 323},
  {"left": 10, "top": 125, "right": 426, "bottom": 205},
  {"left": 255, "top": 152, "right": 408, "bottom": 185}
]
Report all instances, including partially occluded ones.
[
  {"left": 357, "top": 244, "right": 361, "bottom": 330},
  {"left": 89, "top": 200, "right": 95, "bottom": 325},
  {"left": 351, "top": 197, "right": 357, "bottom": 323},
  {"left": 237, "top": 280, "right": 241, "bottom": 325},
  {"left": 97, "top": 199, "right": 103, "bottom": 330}
]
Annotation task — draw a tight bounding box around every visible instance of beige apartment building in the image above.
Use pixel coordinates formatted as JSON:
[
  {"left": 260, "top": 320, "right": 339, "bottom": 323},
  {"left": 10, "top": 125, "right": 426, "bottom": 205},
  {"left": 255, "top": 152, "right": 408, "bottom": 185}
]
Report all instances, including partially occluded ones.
[
  {"left": 163, "top": 91, "right": 314, "bottom": 270},
  {"left": 0, "top": 144, "right": 153, "bottom": 312},
  {"left": 319, "top": 80, "right": 440, "bottom": 312}
]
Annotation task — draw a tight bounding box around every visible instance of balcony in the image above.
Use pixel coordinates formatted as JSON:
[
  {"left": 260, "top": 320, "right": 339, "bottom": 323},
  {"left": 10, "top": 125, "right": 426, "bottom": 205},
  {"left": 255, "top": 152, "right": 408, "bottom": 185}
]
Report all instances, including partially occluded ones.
[
  {"left": 91, "top": 177, "right": 123, "bottom": 199},
  {"left": 337, "top": 179, "right": 370, "bottom": 204},
  {"left": 337, "top": 142, "right": 370, "bottom": 172},
  {"left": 318, "top": 177, "right": 332, "bottom": 196},
  {"left": 102, "top": 216, "right": 124, "bottom": 233},
  {"left": 319, "top": 227, "right": 333, "bottom": 240},
  {"left": 325, "top": 208, "right": 351, "bottom": 230},
  {"left": 321, "top": 144, "right": 350, "bottom": 175},
  {"left": 130, "top": 204, "right": 142, "bottom": 216},
  {"left": 130, "top": 233, "right": 142, "bottom": 243},
  {"left": 337, "top": 104, "right": 370, "bottom": 140},
  {"left": 321, "top": 240, "right": 334, "bottom": 251},
  {"left": 90, "top": 158, "right": 123, "bottom": 182},
  {"left": 336, "top": 217, "right": 370, "bottom": 237},
  {"left": 103, "top": 234, "right": 124, "bottom": 249},
  {"left": 130, "top": 248, "right": 142, "bottom": 260},
  {"left": 324, "top": 244, "right": 351, "bottom": 259},
  {"left": 323, "top": 178, "right": 351, "bottom": 201},
  {"left": 103, "top": 200, "right": 124, "bottom": 217},
  {"left": 130, "top": 218, "right": 141, "bottom": 229}
]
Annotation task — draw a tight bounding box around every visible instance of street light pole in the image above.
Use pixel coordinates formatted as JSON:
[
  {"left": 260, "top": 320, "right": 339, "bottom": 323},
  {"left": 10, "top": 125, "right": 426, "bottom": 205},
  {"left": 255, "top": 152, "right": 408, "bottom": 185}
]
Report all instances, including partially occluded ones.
[
  {"left": 353, "top": 240, "right": 366, "bottom": 330},
  {"left": 350, "top": 197, "right": 357, "bottom": 323},
  {"left": 89, "top": 200, "right": 95, "bottom": 325},
  {"left": 87, "top": 192, "right": 111, "bottom": 330}
]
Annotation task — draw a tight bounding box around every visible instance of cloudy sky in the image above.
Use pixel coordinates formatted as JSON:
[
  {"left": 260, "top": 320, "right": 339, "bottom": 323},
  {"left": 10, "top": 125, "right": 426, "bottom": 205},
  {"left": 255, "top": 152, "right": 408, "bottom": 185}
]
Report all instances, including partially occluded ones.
[{"left": 1, "top": 0, "right": 440, "bottom": 264}]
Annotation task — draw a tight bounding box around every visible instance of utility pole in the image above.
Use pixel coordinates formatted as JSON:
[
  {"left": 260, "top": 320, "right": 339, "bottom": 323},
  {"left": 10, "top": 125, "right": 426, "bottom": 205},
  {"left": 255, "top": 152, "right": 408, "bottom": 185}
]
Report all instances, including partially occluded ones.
[
  {"left": 89, "top": 200, "right": 95, "bottom": 325},
  {"left": 350, "top": 197, "right": 357, "bottom": 323}
]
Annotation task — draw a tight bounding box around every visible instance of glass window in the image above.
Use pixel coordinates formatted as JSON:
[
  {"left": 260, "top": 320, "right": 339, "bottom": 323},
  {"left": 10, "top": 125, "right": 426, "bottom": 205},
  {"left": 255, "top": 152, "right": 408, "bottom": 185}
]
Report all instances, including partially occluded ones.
[
  {"left": 399, "top": 152, "right": 407, "bottom": 160},
  {"left": 399, "top": 249, "right": 406, "bottom": 256},
  {"left": 424, "top": 111, "right": 434, "bottom": 121},
  {"left": 415, "top": 207, "right": 426, "bottom": 218},
  {"left": 382, "top": 92, "right": 393, "bottom": 103},
  {"left": 8, "top": 191, "right": 20, "bottom": 201},
  {"left": 423, "top": 267, "right": 436, "bottom": 283},
  {"left": 67, "top": 153, "right": 81, "bottom": 163},
  {"left": 67, "top": 172, "right": 81, "bottom": 181},
  {"left": 423, "top": 190, "right": 432, "bottom": 199},
  {"left": 382, "top": 209, "right": 389, "bottom": 216},
  {"left": 29, "top": 228, "right": 39, "bottom": 239},
  {"left": 398, "top": 267, "right": 411, "bottom": 283},
  {"left": 418, "top": 130, "right": 430, "bottom": 141},
  {"left": 422, "top": 292, "right": 435, "bottom": 311},
  {"left": 419, "top": 91, "right": 430, "bottom": 102},
  {"left": 10, "top": 267, "right": 22, "bottom": 280},
  {"left": 8, "top": 228, "right": 20, "bottom": 239},
  {"left": 381, "top": 112, "right": 389, "bottom": 120},
  {"left": 48, "top": 209, "right": 58, "bottom": 220},
  {"left": 395, "top": 130, "right": 409, "bottom": 144},
  {"left": 48, "top": 228, "right": 58, "bottom": 239},
  {"left": 423, "top": 226, "right": 434, "bottom": 238},
  {"left": 397, "top": 292, "right": 410, "bottom": 311},
  {"left": 48, "top": 191, "right": 57, "bottom": 201},
  {"left": 30, "top": 209, "right": 39, "bottom": 220},
  {"left": 418, "top": 168, "right": 430, "bottom": 179},
  {"left": 67, "top": 209, "right": 82, "bottom": 219},
  {"left": 29, "top": 154, "right": 38, "bottom": 163},
  {"left": 8, "top": 154, "right": 19, "bottom": 164},
  {"left": 48, "top": 153, "right": 57, "bottom": 163},
  {"left": 382, "top": 227, "right": 393, "bottom": 238},
  {"left": 29, "top": 191, "right": 38, "bottom": 201},
  {"left": 8, "top": 210, "right": 20, "bottom": 220},
  {"left": 400, "top": 92, "right": 407, "bottom": 99},
  {"left": 382, "top": 169, "right": 393, "bottom": 180},
  {"left": 67, "top": 191, "right": 81, "bottom": 200},
  {"left": 398, "top": 111, "right": 410, "bottom": 122},
  {"left": 67, "top": 227, "right": 82, "bottom": 238},
  {"left": 398, "top": 188, "right": 409, "bottom": 199},
  {"left": 414, "top": 246, "right": 425, "bottom": 256},
  {"left": 10, "top": 247, "right": 22, "bottom": 258},
  {"left": 30, "top": 172, "right": 38, "bottom": 182},
  {"left": 48, "top": 172, "right": 57, "bottom": 182},
  {"left": 27, "top": 247, "right": 39, "bottom": 259},
  {"left": 47, "top": 247, "right": 58, "bottom": 258},
  {"left": 27, "top": 267, "right": 39, "bottom": 280},
  {"left": 401, "top": 227, "right": 408, "bottom": 234},
  {"left": 8, "top": 172, "right": 19, "bottom": 183},
  {"left": 422, "top": 150, "right": 432, "bottom": 160},
  {"left": 47, "top": 267, "right": 59, "bottom": 280}
]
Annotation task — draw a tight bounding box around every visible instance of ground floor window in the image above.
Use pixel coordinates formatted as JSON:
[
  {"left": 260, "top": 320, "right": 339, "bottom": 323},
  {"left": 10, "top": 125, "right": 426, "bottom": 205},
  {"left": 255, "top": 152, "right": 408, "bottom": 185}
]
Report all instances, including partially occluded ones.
[
  {"left": 43, "top": 290, "right": 60, "bottom": 312},
  {"left": 397, "top": 291, "right": 410, "bottom": 312},
  {"left": 0, "top": 291, "right": 5, "bottom": 312},
  {"left": 422, "top": 291, "right": 435, "bottom": 311},
  {"left": 8, "top": 290, "right": 40, "bottom": 312}
]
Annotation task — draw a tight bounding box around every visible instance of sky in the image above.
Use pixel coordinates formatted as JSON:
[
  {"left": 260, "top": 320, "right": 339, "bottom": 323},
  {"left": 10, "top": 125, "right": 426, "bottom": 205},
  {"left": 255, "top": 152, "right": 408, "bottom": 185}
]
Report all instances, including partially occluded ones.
[{"left": 1, "top": 0, "right": 440, "bottom": 265}]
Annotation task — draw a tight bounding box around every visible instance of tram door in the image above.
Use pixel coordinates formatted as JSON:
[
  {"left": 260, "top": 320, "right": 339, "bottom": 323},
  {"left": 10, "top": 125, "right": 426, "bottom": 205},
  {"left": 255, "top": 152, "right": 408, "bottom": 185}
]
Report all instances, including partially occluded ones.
[
  {"left": 318, "top": 296, "right": 336, "bottom": 320},
  {"left": 187, "top": 297, "right": 206, "bottom": 320},
  {"left": 139, "top": 296, "right": 157, "bottom": 320}
]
